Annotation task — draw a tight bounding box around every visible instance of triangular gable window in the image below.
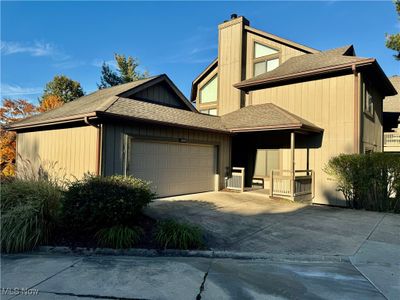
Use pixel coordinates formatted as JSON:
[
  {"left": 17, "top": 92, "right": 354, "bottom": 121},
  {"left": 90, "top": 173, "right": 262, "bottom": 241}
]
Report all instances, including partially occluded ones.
[{"left": 254, "top": 43, "right": 278, "bottom": 58}]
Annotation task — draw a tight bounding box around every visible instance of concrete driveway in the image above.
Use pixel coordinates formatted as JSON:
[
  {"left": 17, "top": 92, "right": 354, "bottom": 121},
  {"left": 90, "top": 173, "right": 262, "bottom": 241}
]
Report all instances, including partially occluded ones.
[
  {"left": 146, "top": 191, "right": 400, "bottom": 298},
  {"left": 146, "top": 191, "right": 398, "bottom": 255}
]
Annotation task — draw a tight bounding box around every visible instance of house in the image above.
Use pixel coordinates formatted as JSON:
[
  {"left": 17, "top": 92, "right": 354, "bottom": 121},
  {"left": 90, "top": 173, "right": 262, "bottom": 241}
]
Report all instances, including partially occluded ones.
[
  {"left": 383, "top": 76, "right": 400, "bottom": 152},
  {"left": 8, "top": 15, "right": 396, "bottom": 206}
]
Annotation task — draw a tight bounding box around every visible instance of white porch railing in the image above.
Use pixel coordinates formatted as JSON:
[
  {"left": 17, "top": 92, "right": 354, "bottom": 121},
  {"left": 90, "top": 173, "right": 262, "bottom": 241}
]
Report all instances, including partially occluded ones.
[
  {"left": 226, "top": 167, "right": 245, "bottom": 192},
  {"left": 384, "top": 132, "right": 400, "bottom": 152},
  {"left": 270, "top": 169, "right": 314, "bottom": 199}
]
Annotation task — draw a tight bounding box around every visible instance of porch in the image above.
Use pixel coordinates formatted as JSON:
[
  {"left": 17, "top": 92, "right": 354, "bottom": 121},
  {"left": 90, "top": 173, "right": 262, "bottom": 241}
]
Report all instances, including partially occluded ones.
[
  {"left": 226, "top": 131, "right": 319, "bottom": 202},
  {"left": 221, "top": 104, "right": 323, "bottom": 202}
]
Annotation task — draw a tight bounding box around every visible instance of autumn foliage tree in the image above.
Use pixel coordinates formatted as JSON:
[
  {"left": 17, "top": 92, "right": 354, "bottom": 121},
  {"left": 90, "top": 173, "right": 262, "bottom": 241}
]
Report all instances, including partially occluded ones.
[
  {"left": 0, "top": 99, "right": 37, "bottom": 176},
  {"left": 38, "top": 95, "right": 64, "bottom": 112}
]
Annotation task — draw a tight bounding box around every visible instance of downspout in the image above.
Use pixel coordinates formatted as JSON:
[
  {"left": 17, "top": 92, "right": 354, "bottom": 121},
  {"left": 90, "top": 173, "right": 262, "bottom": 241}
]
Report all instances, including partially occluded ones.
[
  {"left": 84, "top": 116, "right": 102, "bottom": 176},
  {"left": 352, "top": 65, "right": 360, "bottom": 153}
]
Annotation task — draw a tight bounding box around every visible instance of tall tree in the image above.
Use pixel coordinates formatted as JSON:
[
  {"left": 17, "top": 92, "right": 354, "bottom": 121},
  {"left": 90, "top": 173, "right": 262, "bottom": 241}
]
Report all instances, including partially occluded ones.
[
  {"left": 98, "top": 63, "right": 123, "bottom": 88},
  {"left": 386, "top": 0, "right": 400, "bottom": 60},
  {"left": 42, "top": 75, "right": 84, "bottom": 103},
  {"left": 98, "top": 54, "right": 149, "bottom": 89},
  {"left": 0, "top": 99, "right": 37, "bottom": 176}
]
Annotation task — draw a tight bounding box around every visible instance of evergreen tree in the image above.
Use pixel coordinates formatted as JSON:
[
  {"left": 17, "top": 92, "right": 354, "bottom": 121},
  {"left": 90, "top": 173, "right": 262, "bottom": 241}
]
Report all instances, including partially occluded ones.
[{"left": 97, "top": 54, "right": 149, "bottom": 89}]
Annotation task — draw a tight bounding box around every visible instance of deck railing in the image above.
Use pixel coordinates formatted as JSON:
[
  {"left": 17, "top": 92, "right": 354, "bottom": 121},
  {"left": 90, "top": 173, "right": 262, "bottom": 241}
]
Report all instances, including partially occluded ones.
[
  {"left": 270, "top": 169, "right": 314, "bottom": 199},
  {"left": 226, "top": 167, "right": 245, "bottom": 192},
  {"left": 384, "top": 132, "right": 400, "bottom": 152}
]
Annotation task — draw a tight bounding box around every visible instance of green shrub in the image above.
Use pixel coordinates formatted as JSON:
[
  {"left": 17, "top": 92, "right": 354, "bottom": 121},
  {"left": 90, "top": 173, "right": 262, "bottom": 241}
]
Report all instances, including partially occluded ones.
[
  {"left": 1, "top": 179, "right": 62, "bottom": 253},
  {"left": 95, "top": 226, "right": 143, "bottom": 249},
  {"left": 155, "top": 220, "right": 204, "bottom": 250},
  {"left": 325, "top": 153, "right": 400, "bottom": 212},
  {"left": 62, "top": 175, "right": 155, "bottom": 235}
]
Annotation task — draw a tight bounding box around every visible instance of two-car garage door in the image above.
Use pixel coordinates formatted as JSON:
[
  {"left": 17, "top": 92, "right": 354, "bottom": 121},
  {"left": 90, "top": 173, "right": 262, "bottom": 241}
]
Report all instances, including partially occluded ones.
[{"left": 127, "top": 140, "right": 216, "bottom": 197}]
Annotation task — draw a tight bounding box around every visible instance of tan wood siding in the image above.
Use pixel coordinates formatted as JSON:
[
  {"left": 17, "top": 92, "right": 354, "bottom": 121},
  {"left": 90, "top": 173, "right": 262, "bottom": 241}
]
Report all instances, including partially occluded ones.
[
  {"left": 251, "top": 74, "right": 355, "bottom": 205},
  {"left": 102, "top": 122, "right": 231, "bottom": 189},
  {"left": 133, "top": 82, "right": 187, "bottom": 109},
  {"left": 218, "top": 18, "right": 245, "bottom": 115},
  {"left": 361, "top": 75, "right": 384, "bottom": 152},
  {"left": 16, "top": 126, "right": 97, "bottom": 180}
]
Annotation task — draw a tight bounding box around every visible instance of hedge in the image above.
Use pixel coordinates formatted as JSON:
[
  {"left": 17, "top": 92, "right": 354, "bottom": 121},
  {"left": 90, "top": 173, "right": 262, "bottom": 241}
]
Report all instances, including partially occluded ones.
[{"left": 325, "top": 153, "right": 400, "bottom": 212}]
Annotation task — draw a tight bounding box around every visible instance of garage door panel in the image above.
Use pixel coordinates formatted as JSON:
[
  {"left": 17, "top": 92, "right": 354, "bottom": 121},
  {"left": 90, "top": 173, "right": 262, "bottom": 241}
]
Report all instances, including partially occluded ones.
[{"left": 128, "top": 140, "right": 215, "bottom": 197}]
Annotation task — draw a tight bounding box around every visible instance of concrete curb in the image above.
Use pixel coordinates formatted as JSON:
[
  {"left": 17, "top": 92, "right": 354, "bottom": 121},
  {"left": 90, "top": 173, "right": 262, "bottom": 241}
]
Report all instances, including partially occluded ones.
[{"left": 33, "top": 246, "right": 350, "bottom": 263}]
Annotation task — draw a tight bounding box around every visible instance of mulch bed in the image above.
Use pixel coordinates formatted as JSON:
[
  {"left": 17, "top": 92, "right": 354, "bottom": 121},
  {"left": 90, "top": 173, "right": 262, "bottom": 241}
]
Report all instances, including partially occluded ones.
[{"left": 49, "top": 214, "right": 159, "bottom": 250}]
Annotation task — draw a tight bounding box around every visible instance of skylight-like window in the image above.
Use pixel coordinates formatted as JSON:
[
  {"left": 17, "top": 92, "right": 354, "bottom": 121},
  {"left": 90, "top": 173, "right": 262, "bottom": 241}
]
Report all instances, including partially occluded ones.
[{"left": 254, "top": 43, "right": 278, "bottom": 58}]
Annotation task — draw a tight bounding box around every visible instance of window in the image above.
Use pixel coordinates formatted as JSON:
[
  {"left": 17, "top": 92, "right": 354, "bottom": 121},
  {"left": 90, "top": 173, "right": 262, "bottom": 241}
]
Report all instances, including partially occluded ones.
[
  {"left": 254, "top": 58, "right": 279, "bottom": 76},
  {"left": 199, "top": 75, "right": 218, "bottom": 104},
  {"left": 254, "top": 43, "right": 278, "bottom": 58},
  {"left": 364, "top": 87, "right": 374, "bottom": 116},
  {"left": 200, "top": 108, "right": 217, "bottom": 116},
  {"left": 254, "top": 149, "right": 280, "bottom": 177},
  {"left": 253, "top": 42, "right": 280, "bottom": 77}
]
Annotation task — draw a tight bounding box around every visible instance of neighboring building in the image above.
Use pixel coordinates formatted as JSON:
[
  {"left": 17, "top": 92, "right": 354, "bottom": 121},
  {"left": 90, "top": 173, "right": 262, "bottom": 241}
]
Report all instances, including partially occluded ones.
[
  {"left": 383, "top": 76, "right": 400, "bottom": 152},
  {"left": 8, "top": 15, "right": 397, "bottom": 206}
]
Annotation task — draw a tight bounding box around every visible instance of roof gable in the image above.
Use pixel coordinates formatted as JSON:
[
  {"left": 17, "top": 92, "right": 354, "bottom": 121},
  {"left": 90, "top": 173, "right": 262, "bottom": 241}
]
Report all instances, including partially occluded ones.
[
  {"left": 7, "top": 75, "right": 196, "bottom": 130},
  {"left": 120, "top": 75, "right": 196, "bottom": 111},
  {"left": 245, "top": 26, "right": 319, "bottom": 54}
]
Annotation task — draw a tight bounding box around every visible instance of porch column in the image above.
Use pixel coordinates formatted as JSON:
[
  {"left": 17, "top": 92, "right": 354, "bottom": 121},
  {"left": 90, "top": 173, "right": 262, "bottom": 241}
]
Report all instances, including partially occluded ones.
[{"left": 290, "top": 131, "right": 295, "bottom": 198}]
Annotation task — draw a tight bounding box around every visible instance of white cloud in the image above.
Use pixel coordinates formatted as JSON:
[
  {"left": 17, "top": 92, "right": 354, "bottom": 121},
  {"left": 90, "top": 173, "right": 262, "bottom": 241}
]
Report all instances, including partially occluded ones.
[
  {"left": 0, "top": 40, "right": 69, "bottom": 60},
  {"left": 1, "top": 83, "right": 42, "bottom": 97}
]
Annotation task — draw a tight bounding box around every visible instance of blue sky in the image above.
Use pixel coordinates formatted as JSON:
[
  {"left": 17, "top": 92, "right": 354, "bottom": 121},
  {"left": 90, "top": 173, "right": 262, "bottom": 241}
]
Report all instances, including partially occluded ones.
[{"left": 1, "top": 1, "right": 399, "bottom": 103}]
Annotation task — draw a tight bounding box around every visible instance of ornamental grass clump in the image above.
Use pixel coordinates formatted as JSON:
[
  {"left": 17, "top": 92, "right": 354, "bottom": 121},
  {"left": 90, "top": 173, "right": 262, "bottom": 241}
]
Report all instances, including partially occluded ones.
[
  {"left": 95, "top": 226, "right": 144, "bottom": 249},
  {"left": 154, "top": 219, "right": 204, "bottom": 250},
  {"left": 1, "top": 179, "right": 62, "bottom": 253}
]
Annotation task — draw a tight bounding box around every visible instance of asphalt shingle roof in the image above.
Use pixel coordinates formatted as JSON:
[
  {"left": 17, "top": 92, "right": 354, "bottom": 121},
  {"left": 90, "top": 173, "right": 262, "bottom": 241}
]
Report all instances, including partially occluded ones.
[
  {"left": 235, "top": 46, "right": 372, "bottom": 88},
  {"left": 221, "top": 103, "right": 322, "bottom": 132},
  {"left": 106, "top": 97, "right": 226, "bottom": 132},
  {"left": 384, "top": 76, "right": 400, "bottom": 113},
  {"left": 7, "top": 76, "right": 321, "bottom": 134},
  {"left": 9, "top": 76, "right": 159, "bottom": 127}
]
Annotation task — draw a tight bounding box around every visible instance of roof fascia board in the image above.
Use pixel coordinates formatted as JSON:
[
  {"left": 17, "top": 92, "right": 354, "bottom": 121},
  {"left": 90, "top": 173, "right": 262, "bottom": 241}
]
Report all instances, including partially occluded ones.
[
  {"left": 6, "top": 112, "right": 98, "bottom": 131},
  {"left": 235, "top": 59, "right": 375, "bottom": 90},
  {"left": 245, "top": 26, "right": 320, "bottom": 54},
  {"left": 190, "top": 59, "right": 218, "bottom": 102}
]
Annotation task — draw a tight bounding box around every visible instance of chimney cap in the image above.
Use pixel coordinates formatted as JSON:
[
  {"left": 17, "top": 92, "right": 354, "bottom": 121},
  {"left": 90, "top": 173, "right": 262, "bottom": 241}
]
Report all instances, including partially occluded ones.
[{"left": 231, "top": 13, "right": 238, "bottom": 19}]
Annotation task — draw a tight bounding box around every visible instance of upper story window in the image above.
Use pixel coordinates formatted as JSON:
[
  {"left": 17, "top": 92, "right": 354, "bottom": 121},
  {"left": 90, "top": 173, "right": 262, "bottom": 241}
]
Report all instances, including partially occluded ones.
[
  {"left": 364, "top": 85, "right": 374, "bottom": 117},
  {"left": 200, "top": 108, "right": 217, "bottom": 116},
  {"left": 253, "top": 42, "right": 280, "bottom": 77},
  {"left": 199, "top": 75, "right": 218, "bottom": 104},
  {"left": 254, "top": 43, "right": 278, "bottom": 58}
]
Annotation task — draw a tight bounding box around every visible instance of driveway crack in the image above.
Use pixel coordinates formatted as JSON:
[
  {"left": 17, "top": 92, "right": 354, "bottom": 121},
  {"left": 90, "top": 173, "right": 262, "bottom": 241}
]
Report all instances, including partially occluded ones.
[
  {"left": 196, "top": 252, "right": 214, "bottom": 300},
  {"left": 8, "top": 257, "right": 83, "bottom": 300},
  {"left": 39, "top": 290, "right": 149, "bottom": 300}
]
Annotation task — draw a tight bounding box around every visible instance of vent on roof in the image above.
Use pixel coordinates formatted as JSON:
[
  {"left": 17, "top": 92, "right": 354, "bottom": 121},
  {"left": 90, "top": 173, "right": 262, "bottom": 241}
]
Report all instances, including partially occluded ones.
[{"left": 231, "top": 13, "right": 238, "bottom": 19}]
